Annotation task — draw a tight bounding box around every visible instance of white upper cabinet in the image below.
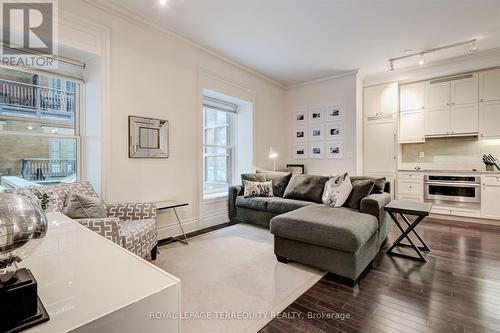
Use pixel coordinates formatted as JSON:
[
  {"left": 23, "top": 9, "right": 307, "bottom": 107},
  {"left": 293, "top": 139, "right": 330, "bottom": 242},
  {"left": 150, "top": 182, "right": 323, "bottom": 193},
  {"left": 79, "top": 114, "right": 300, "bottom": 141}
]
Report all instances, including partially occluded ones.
[
  {"left": 364, "top": 83, "right": 398, "bottom": 119},
  {"left": 400, "top": 82, "right": 425, "bottom": 111},
  {"left": 479, "top": 100, "right": 500, "bottom": 138},
  {"left": 451, "top": 103, "right": 478, "bottom": 134},
  {"left": 479, "top": 68, "right": 500, "bottom": 102},
  {"left": 426, "top": 81, "right": 450, "bottom": 109},
  {"left": 427, "top": 107, "right": 451, "bottom": 135},
  {"left": 379, "top": 82, "right": 398, "bottom": 115},
  {"left": 364, "top": 86, "right": 378, "bottom": 118},
  {"left": 451, "top": 74, "right": 478, "bottom": 105},
  {"left": 400, "top": 110, "right": 425, "bottom": 143}
]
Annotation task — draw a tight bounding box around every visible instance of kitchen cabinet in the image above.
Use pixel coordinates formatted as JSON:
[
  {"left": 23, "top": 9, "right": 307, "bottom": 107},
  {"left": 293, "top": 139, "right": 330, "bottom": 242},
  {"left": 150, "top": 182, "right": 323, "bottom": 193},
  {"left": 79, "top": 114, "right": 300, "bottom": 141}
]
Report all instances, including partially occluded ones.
[
  {"left": 400, "top": 82, "right": 425, "bottom": 112},
  {"left": 479, "top": 68, "right": 500, "bottom": 102},
  {"left": 479, "top": 100, "right": 500, "bottom": 138},
  {"left": 426, "top": 81, "right": 450, "bottom": 109},
  {"left": 364, "top": 119, "right": 397, "bottom": 174},
  {"left": 400, "top": 110, "right": 425, "bottom": 143},
  {"left": 426, "top": 74, "right": 479, "bottom": 136},
  {"left": 427, "top": 106, "right": 451, "bottom": 135},
  {"left": 451, "top": 103, "right": 478, "bottom": 134},
  {"left": 364, "top": 83, "right": 398, "bottom": 118},
  {"left": 481, "top": 175, "right": 500, "bottom": 220},
  {"left": 363, "top": 86, "right": 378, "bottom": 118}
]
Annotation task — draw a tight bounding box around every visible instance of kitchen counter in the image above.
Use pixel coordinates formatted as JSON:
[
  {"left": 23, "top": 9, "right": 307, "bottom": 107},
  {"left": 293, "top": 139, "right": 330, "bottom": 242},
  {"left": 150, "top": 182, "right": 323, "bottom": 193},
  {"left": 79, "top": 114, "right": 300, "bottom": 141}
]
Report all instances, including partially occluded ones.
[{"left": 398, "top": 169, "right": 500, "bottom": 174}]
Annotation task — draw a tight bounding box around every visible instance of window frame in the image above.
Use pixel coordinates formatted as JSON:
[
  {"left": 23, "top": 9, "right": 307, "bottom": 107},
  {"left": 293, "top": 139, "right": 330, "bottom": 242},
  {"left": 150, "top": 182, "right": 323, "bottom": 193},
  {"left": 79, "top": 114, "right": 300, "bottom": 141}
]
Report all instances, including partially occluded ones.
[
  {"left": 0, "top": 66, "right": 84, "bottom": 182},
  {"left": 202, "top": 104, "right": 237, "bottom": 197}
]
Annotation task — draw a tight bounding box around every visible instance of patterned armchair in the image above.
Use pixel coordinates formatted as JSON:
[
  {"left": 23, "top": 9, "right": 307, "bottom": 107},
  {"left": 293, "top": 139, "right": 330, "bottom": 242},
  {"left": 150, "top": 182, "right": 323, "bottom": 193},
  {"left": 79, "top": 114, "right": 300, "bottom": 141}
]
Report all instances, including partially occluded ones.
[{"left": 5, "top": 181, "right": 158, "bottom": 260}]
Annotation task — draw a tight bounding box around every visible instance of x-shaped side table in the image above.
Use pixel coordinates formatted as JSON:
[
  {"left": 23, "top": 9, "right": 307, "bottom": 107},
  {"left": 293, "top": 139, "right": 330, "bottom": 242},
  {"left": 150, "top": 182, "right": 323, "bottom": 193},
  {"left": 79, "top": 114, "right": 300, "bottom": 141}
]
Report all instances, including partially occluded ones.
[{"left": 384, "top": 200, "right": 432, "bottom": 262}]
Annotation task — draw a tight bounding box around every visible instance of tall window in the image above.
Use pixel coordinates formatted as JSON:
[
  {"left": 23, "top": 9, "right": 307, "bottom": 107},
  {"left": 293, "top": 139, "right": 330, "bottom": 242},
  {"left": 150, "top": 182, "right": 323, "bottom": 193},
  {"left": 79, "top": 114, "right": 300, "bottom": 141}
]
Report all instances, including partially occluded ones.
[
  {"left": 0, "top": 67, "right": 81, "bottom": 190},
  {"left": 203, "top": 96, "right": 237, "bottom": 197}
]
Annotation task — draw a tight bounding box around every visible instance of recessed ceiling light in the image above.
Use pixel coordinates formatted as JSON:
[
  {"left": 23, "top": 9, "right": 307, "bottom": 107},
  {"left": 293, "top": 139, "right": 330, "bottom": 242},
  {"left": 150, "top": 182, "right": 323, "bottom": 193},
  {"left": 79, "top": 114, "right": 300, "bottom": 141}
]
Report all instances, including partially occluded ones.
[{"left": 159, "top": 0, "right": 167, "bottom": 5}]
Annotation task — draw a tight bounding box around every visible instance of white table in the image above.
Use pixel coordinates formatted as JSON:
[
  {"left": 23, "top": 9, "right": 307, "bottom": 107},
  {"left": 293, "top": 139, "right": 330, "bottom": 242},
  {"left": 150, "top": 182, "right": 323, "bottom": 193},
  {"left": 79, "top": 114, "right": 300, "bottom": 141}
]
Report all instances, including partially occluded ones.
[{"left": 22, "top": 213, "right": 181, "bottom": 333}]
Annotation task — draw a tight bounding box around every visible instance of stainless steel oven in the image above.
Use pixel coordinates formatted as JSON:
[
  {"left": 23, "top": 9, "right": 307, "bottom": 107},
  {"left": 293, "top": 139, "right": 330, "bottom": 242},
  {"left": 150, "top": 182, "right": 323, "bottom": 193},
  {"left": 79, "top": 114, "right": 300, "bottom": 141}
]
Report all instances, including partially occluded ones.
[{"left": 424, "top": 175, "right": 481, "bottom": 205}]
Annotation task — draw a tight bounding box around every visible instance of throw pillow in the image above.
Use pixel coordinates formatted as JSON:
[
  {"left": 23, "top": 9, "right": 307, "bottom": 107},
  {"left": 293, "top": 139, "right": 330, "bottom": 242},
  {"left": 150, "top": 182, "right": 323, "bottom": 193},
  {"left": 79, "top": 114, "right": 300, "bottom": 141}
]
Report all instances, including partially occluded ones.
[
  {"left": 63, "top": 193, "right": 107, "bottom": 219},
  {"left": 349, "top": 176, "right": 386, "bottom": 194},
  {"left": 345, "top": 180, "right": 375, "bottom": 209},
  {"left": 241, "top": 173, "right": 266, "bottom": 193},
  {"left": 255, "top": 171, "right": 292, "bottom": 197},
  {"left": 322, "top": 173, "right": 352, "bottom": 208},
  {"left": 243, "top": 180, "right": 274, "bottom": 198},
  {"left": 283, "top": 174, "right": 329, "bottom": 203}
]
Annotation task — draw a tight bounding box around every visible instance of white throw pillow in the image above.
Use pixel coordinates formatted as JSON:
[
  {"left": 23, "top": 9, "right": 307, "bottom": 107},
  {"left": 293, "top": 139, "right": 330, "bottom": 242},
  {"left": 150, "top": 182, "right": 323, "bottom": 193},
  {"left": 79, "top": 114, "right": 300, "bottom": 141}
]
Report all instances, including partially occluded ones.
[
  {"left": 322, "top": 173, "right": 352, "bottom": 208},
  {"left": 243, "top": 180, "right": 274, "bottom": 197}
]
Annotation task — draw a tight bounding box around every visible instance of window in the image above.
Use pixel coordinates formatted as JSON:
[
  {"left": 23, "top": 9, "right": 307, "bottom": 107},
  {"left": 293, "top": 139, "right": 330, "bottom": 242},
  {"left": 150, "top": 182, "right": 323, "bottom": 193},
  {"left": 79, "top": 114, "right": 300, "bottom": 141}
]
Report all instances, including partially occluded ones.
[
  {"left": 203, "top": 97, "right": 237, "bottom": 197},
  {"left": 0, "top": 67, "right": 81, "bottom": 190}
]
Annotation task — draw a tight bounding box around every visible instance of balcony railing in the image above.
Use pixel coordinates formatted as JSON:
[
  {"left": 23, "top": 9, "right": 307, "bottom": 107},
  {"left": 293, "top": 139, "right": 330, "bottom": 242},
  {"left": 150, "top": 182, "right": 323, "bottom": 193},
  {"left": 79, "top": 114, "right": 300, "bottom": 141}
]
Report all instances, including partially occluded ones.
[
  {"left": 0, "top": 79, "right": 76, "bottom": 121},
  {"left": 22, "top": 158, "right": 76, "bottom": 181}
]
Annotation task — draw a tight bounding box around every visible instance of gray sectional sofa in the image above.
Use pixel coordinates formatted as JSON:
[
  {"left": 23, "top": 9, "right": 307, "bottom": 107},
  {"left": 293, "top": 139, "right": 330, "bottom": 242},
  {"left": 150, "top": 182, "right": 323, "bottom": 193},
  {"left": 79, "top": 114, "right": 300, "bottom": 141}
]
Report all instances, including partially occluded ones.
[{"left": 228, "top": 172, "right": 392, "bottom": 286}]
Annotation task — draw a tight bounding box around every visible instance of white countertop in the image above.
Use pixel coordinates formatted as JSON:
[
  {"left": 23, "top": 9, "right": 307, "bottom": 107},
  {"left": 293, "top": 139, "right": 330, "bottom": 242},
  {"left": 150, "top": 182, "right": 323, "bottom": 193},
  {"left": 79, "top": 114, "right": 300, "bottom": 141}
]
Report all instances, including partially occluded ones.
[
  {"left": 22, "top": 212, "right": 180, "bottom": 333},
  {"left": 398, "top": 169, "right": 500, "bottom": 174}
]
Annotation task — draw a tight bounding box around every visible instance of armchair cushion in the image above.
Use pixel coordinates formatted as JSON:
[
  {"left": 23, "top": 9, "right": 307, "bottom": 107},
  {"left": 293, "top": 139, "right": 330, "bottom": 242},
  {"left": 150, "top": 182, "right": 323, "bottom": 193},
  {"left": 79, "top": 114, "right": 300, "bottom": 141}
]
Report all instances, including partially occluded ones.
[
  {"left": 106, "top": 202, "right": 157, "bottom": 221},
  {"left": 76, "top": 217, "right": 121, "bottom": 244}
]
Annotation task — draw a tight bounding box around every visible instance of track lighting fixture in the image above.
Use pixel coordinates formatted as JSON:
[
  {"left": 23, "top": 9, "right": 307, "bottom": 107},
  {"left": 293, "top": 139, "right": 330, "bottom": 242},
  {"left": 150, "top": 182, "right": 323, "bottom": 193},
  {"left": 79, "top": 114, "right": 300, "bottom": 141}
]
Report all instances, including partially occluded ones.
[{"left": 387, "top": 38, "right": 478, "bottom": 71}]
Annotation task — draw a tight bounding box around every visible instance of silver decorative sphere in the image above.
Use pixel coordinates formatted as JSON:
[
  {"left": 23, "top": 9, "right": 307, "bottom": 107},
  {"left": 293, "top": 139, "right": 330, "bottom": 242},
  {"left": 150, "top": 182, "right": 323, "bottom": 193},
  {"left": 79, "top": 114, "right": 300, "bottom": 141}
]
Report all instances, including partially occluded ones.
[{"left": 0, "top": 194, "right": 48, "bottom": 269}]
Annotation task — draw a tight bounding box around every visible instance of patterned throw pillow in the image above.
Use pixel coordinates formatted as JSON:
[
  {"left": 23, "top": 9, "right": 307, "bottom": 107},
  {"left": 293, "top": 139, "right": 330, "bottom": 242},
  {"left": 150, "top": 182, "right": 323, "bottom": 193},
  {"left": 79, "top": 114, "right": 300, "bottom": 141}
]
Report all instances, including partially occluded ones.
[
  {"left": 243, "top": 180, "right": 274, "bottom": 198},
  {"left": 322, "top": 173, "right": 353, "bottom": 208}
]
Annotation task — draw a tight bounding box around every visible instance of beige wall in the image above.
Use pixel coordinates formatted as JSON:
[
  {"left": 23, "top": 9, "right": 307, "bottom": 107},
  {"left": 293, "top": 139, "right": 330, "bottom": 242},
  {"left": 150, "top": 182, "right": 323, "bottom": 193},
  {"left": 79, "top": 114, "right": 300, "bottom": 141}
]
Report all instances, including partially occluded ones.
[
  {"left": 284, "top": 74, "right": 358, "bottom": 176},
  {"left": 59, "top": 1, "right": 287, "bottom": 234}
]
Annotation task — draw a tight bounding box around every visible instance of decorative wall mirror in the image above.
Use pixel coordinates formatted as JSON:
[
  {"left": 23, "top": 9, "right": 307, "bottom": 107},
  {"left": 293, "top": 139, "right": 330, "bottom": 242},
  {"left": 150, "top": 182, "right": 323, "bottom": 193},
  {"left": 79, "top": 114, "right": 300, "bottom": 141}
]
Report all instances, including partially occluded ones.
[{"left": 128, "top": 116, "right": 169, "bottom": 158}]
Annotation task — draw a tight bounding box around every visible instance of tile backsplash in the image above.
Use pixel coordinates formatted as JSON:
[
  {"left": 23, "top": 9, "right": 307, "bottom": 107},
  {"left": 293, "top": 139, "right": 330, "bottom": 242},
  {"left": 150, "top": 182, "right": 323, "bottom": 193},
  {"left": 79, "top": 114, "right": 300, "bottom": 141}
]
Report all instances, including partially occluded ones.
[{"left": 401, "top": 137, "right": 500, "bottom": 171}]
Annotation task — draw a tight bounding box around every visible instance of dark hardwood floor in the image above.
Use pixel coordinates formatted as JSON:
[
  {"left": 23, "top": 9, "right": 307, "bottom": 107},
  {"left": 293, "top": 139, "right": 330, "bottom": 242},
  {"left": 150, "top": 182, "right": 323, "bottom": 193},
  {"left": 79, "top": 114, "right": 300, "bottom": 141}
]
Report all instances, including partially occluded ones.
[{"left": 260, "top": 218, "right": 500, "bottom": 333}]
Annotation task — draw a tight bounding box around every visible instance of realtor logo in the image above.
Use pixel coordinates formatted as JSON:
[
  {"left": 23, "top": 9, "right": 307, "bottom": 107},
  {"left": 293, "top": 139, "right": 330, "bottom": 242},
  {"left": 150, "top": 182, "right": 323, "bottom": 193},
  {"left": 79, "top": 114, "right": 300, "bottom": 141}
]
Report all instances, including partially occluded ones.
[{"left": 1, "top": 0, "right": 58, "bottom": 68}]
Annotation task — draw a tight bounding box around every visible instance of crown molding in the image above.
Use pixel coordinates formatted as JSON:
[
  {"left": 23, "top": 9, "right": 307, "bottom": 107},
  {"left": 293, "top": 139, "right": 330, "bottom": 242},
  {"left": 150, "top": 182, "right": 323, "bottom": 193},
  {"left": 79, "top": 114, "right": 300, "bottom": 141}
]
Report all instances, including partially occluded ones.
[
  {"left": 83, "top": 0, "right": 285, "bottom": 89},
  {"left": 285, "top": 69, "right": 359, "bottom": 90}
]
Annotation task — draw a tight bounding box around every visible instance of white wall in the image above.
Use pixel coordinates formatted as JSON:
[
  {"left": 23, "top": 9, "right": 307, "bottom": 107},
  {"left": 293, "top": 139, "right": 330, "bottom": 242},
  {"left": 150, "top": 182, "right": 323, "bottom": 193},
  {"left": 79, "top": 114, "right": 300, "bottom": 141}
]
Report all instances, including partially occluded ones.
[
  {"left": 59, "top": 1, "right": 287, "bottom": 237},
  {"left": 285, "top": 74, "right": 358, "bottom": 176}
]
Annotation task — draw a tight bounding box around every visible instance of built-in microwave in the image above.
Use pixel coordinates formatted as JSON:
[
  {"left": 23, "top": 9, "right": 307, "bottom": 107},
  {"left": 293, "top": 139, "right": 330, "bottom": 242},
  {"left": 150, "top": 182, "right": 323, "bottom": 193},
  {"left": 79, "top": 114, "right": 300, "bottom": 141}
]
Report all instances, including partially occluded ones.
[{"left": 424, "top": 175, "right": 481, "bottom": 205}]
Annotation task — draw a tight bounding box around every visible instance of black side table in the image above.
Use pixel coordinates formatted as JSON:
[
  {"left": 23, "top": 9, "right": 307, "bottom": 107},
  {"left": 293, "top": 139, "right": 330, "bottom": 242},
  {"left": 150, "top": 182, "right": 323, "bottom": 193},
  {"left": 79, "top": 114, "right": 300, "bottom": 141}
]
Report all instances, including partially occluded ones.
[
  {"left": 384, "top": 200, "right": 432, "bottom": 262},
  {"left": 157, "top": 200, "right": 189, "bottom": 245}
]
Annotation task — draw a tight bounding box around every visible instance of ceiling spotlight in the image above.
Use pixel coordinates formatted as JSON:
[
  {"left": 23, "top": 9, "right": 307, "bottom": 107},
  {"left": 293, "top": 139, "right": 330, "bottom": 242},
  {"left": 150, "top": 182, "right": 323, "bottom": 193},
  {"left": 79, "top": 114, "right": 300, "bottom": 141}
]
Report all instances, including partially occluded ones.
[
  {"left": 418, "top": 54, "right": 425, "bottom": 66},
  {"left": 469, "top": 40, "right": 477, "bottom": 52},
  {"left": 159, "top": 0, "right": 167, "bottom": 5},
  {"left": 388, "top": 60, "right": 394, "bottom": 72}
]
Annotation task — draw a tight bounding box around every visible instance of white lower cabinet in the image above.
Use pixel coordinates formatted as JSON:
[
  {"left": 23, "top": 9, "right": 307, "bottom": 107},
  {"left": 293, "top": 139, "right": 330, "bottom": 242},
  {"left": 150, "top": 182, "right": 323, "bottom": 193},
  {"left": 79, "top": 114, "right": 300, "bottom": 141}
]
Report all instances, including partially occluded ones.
[
  {"left": 481, "top": 175, "right": 500, "bottom": 219},
  {"left": 396, "top": 172, "right": 423, "bottom": 202}
]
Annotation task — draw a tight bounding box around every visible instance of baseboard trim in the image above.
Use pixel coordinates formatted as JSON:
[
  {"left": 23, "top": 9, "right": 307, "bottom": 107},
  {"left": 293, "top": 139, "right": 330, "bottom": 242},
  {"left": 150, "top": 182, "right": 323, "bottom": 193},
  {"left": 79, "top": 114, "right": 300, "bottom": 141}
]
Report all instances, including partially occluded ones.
[{"left": 158, "top": 221, "right": 237, "bottom": 246}]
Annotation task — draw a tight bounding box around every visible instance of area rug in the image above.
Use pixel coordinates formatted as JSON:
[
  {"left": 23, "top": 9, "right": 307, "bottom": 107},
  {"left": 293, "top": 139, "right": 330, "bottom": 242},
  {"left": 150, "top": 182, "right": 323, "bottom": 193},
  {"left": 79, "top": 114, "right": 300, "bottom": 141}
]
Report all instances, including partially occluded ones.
[{"left": 154, "top": 223, "right": 325, "bottom": 333}]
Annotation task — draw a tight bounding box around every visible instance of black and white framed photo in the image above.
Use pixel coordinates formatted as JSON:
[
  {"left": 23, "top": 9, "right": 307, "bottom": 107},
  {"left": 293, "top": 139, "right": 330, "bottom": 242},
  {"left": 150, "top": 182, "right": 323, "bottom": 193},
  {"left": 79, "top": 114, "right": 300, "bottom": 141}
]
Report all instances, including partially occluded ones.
[
  {"left": 309, "top": 142, "right": 324, "bottom": 159},
  {"left": 326, "top": 104, "right": 343, "bottom": 122},
  {"left": 308, "top": 124, "right": 324, "bottom": 141},
  {"left": 294, "top": 127, "right": 307, "bottom": 142},
  {"left": 326, "top": 122, "right": 343, "bottom": 140},
  {"left": 294, "top": 110, "right": 307, "bottom": 125},
  {"left": 293, "top": 143, "right": 308, "bottom": 159},
  {"left": 326, "top": 140, "right": 344, "bottom": 159},
  {"left": 308, "top": 106, "right": 324, "bottom": 123}
]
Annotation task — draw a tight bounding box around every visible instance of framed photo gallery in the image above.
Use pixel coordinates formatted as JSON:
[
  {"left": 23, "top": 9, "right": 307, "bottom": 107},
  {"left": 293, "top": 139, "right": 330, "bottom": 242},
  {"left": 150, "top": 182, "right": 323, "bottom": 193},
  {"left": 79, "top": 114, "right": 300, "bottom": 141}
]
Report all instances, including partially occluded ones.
[{"left": 293, "top": 104, "right": 344, "bottom": 159}]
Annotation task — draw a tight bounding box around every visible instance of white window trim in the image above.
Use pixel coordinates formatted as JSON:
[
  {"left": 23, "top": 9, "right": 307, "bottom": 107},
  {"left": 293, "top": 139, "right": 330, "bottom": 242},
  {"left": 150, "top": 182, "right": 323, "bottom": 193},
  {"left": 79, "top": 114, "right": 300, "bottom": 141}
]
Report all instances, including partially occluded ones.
[
  {"left": 0, "top": 67, "right": 84, "bottom": 182},
  {"left": 202, "top": 103, "right": 237, "bottom": 198}
]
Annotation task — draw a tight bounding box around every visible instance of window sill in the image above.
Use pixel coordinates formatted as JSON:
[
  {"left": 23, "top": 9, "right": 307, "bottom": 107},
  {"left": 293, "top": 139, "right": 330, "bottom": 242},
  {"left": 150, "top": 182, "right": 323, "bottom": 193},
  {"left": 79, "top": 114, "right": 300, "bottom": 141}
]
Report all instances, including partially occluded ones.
[{"left": 203, "top": 192, "right": 228, "bottom": 203}]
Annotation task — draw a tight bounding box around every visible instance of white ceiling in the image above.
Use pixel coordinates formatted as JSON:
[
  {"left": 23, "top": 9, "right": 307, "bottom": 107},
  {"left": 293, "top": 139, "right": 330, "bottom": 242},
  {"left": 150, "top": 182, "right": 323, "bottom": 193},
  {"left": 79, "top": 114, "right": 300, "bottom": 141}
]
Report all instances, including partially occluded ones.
[{"left": 111, "top": 0, "right": 500, "bottom": 86}]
